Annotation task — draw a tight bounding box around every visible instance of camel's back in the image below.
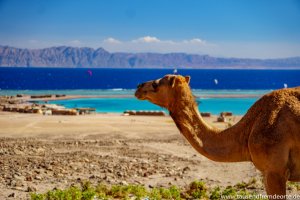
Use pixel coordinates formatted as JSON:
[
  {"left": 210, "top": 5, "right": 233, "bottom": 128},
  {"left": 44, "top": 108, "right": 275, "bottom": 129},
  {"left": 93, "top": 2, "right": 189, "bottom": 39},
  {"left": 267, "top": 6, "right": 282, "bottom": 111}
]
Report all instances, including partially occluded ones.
[
  {"left": 243, "top": 87, "right": 300, "bottom": 135},
  {"left": 252, "top": 86, "right": 300, "bottom": 119}
]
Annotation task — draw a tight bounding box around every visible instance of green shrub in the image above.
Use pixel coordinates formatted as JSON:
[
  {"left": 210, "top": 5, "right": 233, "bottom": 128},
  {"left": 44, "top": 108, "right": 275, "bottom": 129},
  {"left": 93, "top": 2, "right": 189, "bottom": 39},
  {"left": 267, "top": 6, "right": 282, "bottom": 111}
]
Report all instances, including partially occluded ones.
[
  {"left": 31, "top": 193, "right": 45, "bottom": 200},
  {"left": 110, "top": 185, "right": 129, "bottom": 198},
  {"left": 288, "top": 181, "right": 300, "bottom": 190},
  {"left": 159, "top": 187, "right": 172, "bottom": 199},
  {"left": 210, "top": 186, "right": 221, "bottom": 200},
  {"left": 168, "top": 185, "right": 181, "bottom": 200},
  {"left": 129, "top": 184, "right": 147, "bottom": 199},
  {"left": 149, "top": 188, "right": 162, "bottom": 200},
  {"left": 31, "top": 179, "right": 266, "bottom": 200},
  {"left": 95, "top": 183, "right": 110, "bottom": 199},
  {"left": 221, "top": 186, "right": 237, "bottom": 200},
  {"left": 187, "top": 181, "right": 208, "bottom": 199}
]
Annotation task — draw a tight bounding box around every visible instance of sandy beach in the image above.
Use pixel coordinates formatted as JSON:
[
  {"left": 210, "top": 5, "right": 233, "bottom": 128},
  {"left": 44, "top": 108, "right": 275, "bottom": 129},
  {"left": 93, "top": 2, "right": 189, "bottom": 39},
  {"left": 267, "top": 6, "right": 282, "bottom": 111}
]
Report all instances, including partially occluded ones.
[{"left": 0, "top": 111, "right": 269, "bottom": 199}]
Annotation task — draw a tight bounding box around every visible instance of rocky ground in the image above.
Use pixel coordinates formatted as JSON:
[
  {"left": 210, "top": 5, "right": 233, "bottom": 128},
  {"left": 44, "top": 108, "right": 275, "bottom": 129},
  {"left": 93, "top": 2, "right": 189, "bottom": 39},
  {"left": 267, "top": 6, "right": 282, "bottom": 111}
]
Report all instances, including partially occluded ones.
[
  {"left": 0, "top": 113, "right": 297, "bottom": 199},
  {"left": 0, "top": 136, "right": 264, "bottom": 199}
]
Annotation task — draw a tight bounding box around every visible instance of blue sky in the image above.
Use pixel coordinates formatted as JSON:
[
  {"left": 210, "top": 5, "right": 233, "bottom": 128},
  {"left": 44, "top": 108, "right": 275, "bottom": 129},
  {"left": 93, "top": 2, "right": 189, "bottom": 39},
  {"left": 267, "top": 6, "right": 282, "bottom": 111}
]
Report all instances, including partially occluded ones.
[{"left": 0, "top": 0, "right": 299, "bottom": 58}]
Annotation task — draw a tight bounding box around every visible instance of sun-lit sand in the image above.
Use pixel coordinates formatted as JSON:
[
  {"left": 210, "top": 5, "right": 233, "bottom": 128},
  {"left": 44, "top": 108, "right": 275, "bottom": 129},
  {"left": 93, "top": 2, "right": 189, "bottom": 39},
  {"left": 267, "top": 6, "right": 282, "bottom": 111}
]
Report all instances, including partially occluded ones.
[{"left": 0, "top": 111, "right": 267, "bottom": 199}]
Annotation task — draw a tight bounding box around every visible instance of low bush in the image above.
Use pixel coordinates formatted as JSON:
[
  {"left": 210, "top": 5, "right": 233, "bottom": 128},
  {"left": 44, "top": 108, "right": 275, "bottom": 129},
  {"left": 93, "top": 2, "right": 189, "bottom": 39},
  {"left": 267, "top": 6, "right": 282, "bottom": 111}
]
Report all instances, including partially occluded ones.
[{"left": 30, "top": 179, "right": 273, "bottom": 200}]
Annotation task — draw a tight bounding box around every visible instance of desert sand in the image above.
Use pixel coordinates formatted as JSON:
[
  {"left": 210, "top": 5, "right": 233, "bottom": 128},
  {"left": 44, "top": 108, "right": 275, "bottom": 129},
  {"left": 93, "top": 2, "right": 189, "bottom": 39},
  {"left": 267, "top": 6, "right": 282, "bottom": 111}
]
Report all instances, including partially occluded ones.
[{"left": 0, "top": 111, "right": 269, "bottom": 199}]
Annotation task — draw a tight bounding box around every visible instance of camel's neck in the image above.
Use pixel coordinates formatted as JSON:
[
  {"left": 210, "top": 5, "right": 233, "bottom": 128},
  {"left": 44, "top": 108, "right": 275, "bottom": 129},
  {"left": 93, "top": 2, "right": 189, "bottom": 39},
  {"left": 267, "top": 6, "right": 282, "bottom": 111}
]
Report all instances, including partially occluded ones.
[{"left": 169, "top": 89, "right": 250, "bottom": 162}]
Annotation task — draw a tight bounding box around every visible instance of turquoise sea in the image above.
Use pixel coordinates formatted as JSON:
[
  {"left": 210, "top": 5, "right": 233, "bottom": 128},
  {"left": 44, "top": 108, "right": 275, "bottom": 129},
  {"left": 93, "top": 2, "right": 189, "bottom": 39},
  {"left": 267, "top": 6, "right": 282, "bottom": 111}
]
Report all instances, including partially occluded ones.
[
  {"left": 0, "top": 89, "right": 269, "bottom": 115},
  {"left": 50, "top": 96, "right": 258, "bottom": 115}
]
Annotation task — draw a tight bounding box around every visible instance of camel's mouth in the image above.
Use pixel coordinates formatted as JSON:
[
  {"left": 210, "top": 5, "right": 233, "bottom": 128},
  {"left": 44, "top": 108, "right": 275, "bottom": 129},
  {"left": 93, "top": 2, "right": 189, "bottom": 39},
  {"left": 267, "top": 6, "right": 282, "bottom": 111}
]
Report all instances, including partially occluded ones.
[
  {"left": 136, "top": 95, "right": 146, "bottom": 100},
  {"left": 134, "top": 90, "right": 147, "bottom": 100},
  {"left": 135, "top": 81, "right": 149, "bottom": 100}
]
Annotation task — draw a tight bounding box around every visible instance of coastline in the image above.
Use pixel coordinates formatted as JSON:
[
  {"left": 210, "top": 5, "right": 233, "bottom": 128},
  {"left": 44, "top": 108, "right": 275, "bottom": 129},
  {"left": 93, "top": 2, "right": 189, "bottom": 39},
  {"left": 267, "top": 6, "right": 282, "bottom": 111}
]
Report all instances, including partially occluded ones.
[
  {"left": 24, "top": 93, "right": 263, "bottom": 102},
  {"left": 0, "top": 92, "right": 261, "bottom": 116}
]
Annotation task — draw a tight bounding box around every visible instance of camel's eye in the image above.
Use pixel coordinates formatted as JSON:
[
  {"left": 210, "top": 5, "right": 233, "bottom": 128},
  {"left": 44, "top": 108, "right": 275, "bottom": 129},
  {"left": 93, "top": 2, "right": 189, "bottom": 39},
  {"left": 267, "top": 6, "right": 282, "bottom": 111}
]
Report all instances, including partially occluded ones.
[{"left": 152, "top": 81, "right": 158, "bottom": 90}]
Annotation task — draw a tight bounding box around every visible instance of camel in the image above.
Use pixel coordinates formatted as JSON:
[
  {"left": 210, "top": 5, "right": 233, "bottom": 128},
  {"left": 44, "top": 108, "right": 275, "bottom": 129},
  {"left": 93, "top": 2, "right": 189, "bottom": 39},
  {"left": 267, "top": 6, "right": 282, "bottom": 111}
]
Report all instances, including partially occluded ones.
[{"left": 135, "top": 74, "right": 300, "bottom": 199}]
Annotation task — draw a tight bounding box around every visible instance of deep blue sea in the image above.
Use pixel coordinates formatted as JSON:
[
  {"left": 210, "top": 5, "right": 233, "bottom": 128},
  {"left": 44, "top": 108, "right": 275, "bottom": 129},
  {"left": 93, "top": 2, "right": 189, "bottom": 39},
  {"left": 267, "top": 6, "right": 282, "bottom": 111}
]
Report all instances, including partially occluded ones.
[
  {"left": 0, "top": 67, "right": 299, "bottom": 115},
  {"left": 0, "top": 67, "right": 300, "bottom": 90}
]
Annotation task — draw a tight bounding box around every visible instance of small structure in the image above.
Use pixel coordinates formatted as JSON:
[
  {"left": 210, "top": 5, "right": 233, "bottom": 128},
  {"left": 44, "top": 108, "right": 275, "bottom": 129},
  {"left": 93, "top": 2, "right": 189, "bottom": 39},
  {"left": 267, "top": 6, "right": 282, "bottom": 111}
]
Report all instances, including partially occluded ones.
[
  {"left": 55, "top": 94, "right": 66, "bottom": 98},
  {"left": 32, "top": 108, "right": 43, "bottom": 114},
  {"left": 201, "top": 112, "right": 211, "bottom": 117},
  {"left": 76, "top": 108, "right": 96, "bottom": 115},
  {"left": 217, "top": 112, "right": 233, "bottom": 122},
  {"left": 30, "top": 95, "right": 52, "bottom": 99},
  {"left": 52, "top": 109, "right": 78, "bottom": 115},
  {"left": 217, "top": 115, "right": 227, "bottom": 122},
  {"left": 124, "top": 110, "right": 136, "bottom": 115},
  {"left": 43, "top": 110, "right": 52, "bottom": 115},
  {"left": 220, "top": 112, "right": 233, "bottom": 117},
  {"left": 124, "top": 110, "right": 166, "bottom": 116}
]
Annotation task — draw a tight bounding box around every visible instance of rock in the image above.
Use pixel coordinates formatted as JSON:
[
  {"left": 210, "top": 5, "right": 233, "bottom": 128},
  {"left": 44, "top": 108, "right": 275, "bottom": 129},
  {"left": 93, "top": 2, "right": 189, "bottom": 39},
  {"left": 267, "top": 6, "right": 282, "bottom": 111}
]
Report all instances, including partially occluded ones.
[
  {"left": 183, "top": 166, "right": 191, "bottom": 173},
  {"left": 35, "top": 176, "right": 42, "bottom": 180},
  {"left": 9, "top": 180, "right": 17, "bottom": 187},
  {"left": 13, "top": 174, "right": 25, "bottom": 181},
  {"left": 120, "top": 181, "right": 128, "bottom": 185},
  {"left": 12, "top": 186, "right": 24, "bottom": 191},
  {"left": 89, "top": 175, "right": 96, "bottom": 179},
  {"left": 35, "top": 147, "right": 45, "bottom": 154},
  {"left": 141, "top": 160, "right": 149, "bottom": 164},
  {"left": 8, "top": 193, "right": 15, "bottom": 198},
  {"left": 14, "top": 172, "right": 22, "bottom": 176},
  {"left": 26, "top": 186, "right": 37, "bottom": 192},
  {"left": 26, "top": 176, "right": 33, "bottom": 181},
  {"left": 116, "top": 171, "right": 123, "bottom": 177},
  {"left": 176, "top": 172, "right": 183, "bottom": 176},
  {"left": 13, "top": 149, "right": 24, "bottom": 155},
  {"left": 143, "top": 172, "right": 149, "bottom": 177},
  {"left": 134, "top": 180, "right": 142, "bottom": 184}
]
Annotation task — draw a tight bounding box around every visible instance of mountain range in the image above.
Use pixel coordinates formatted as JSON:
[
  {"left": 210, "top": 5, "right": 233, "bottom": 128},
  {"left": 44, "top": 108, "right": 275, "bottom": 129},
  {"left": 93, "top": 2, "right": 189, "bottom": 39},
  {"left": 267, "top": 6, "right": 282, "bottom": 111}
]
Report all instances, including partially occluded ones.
[{"left": 0, "top": 45, "right": 299, "bottom": 69}]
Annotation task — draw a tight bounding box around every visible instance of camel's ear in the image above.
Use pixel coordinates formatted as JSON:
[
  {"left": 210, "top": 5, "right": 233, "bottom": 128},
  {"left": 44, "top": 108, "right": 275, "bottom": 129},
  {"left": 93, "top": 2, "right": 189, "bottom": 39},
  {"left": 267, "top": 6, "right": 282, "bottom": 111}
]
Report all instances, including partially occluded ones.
[
  {"left": 169, "top": 76, "right": 176, "bottom": 88},
  {"left": 185, "top": 76, "right": 191, "bottom": 84}
]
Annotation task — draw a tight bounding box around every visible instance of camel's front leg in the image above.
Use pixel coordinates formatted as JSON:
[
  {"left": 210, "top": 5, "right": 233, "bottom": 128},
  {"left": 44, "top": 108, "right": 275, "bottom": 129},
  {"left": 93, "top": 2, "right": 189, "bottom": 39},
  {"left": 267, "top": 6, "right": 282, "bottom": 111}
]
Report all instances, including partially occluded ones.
[{"left": 264, "top": 172, "right": 287, "bottom": 200}]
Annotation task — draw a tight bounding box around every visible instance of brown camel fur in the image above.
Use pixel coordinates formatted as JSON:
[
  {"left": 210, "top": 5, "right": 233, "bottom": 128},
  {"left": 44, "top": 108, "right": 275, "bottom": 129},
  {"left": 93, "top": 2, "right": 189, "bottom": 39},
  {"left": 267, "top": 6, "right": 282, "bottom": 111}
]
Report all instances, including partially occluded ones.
[{"left": 135, "top": 74, "right": 300, "bottom": 199}]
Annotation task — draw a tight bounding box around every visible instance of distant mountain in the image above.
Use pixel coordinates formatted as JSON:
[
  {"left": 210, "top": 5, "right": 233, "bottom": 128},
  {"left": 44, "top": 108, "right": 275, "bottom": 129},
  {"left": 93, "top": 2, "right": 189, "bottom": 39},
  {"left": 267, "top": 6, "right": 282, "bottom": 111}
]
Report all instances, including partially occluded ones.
[{"left": 0, "top": 45, "right": 300, "bottom": 69}]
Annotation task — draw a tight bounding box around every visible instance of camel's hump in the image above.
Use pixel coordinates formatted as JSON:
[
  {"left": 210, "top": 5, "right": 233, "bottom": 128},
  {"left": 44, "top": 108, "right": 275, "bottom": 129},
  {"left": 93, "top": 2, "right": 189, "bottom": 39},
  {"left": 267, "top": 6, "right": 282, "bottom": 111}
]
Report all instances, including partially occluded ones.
[{"left": 245, "top": 87, "right": 300, "bottom": 127}]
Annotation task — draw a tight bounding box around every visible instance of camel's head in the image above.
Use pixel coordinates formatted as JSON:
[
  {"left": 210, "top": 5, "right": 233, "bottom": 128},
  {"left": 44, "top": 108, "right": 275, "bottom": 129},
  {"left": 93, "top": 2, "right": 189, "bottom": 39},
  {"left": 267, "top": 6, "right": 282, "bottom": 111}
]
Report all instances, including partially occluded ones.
[{"left": 135, "top": 74, "right": 191, "bottom": 109}]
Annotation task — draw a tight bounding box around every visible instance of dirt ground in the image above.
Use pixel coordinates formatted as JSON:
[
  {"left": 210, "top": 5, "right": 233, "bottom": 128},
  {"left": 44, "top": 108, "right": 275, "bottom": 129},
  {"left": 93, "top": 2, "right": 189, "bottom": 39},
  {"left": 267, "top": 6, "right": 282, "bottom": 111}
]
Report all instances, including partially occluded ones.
[{"left": 0, "top": 112, "right": 265, "bottom": 199}]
